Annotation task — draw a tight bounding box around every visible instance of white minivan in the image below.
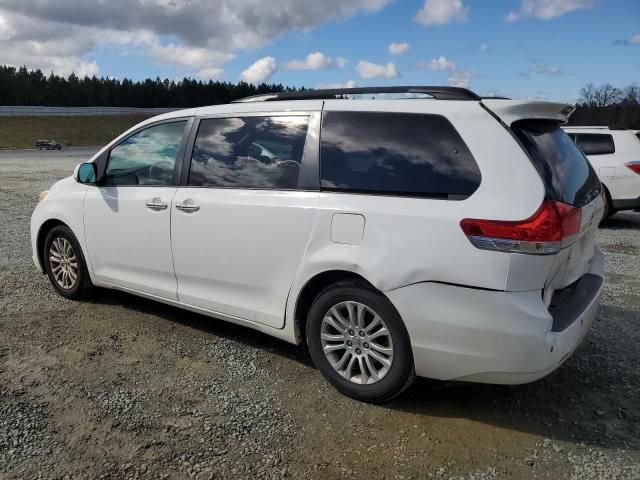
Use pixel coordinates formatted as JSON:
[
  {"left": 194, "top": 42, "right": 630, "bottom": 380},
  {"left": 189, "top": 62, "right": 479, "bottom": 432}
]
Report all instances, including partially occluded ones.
[
  {"left": 32, "top": 86, "right": 606, "bottom": 402},
  {"left": 563, "top": 126, "right": 640, "bottom": 217}
]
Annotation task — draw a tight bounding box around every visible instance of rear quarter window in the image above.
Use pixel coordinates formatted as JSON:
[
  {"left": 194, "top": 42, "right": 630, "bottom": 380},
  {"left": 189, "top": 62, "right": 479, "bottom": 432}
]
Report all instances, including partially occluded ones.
[
  {"left": 319, "top": 111, "right": 481, "bottom": 199},
  {"left": 575, "top": 133, "right": 615, "bottom": 155},
  {"left": 513, "top": 121, "right": 601, "bottom": 207}
]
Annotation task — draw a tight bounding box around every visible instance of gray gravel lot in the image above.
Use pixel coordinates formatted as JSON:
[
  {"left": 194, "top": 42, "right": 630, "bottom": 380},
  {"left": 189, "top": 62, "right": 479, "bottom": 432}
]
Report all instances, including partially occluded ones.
[{"left": 0, "top": 148, "right": 639, "bottom": 479}]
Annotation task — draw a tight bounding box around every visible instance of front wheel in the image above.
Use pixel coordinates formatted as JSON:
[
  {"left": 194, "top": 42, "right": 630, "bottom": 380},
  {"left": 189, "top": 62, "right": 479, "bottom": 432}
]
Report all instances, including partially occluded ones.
[
  {"left": 43, "top": 225, "right": 94, "bottom": 299},
  {"left": 306, "top": 281, "right": 415, "bottom": 403}
]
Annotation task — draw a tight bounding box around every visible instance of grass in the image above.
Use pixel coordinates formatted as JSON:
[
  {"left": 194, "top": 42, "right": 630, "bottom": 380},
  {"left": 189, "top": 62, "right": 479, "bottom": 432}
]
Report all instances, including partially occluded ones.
[{"left": 0, "top": 115, "right": 153, "bottom": 149}]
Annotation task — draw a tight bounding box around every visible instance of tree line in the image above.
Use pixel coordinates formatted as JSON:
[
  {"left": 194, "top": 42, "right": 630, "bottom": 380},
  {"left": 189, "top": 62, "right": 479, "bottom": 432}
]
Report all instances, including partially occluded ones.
[
  {"left": 569, "top": 83, "right": 640, "bottom": 129},
  {"left": 0, "top": 65, "right": 638, "bottom": 128},
  {"left": 0, "top": 66, "right": 293, "bottom": 107}
]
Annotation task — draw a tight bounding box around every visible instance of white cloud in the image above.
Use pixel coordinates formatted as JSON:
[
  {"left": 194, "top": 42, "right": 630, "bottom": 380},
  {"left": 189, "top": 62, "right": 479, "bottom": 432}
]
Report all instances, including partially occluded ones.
[
  {"left": 479, "top": 43, "right": 489, "bottom": 53},
  {"left": 388, "top": 42, "right": 410, "bottom": 55},
  {"left": 149, "top": 42, "right": 234, "bottom": 69},
  {"left": 421, "top": 55, "right": 456, "bottom": 71},
  {"left": 419, "top": 56, "right": 473, "bottom": 88},
  {"left": 284, "top": 51, "right": 347, "bottom": 70},
  {"left": 507, "top": 0, "right": 595, "bottom": 21},
  {"left": 615, "top": 34, "right": 640, "bottom": 46},
  {"left": 195, "top": 67, "right": 224, "bottom": 80},
  {"left": 415, "top": 0, "right": 469, "bottom": 26},
  {"left": 447, "top": 70, "right": 473, "bottom": 88},
  {"left": 355, "top": 60, "right": 399, "bottom": 79},
  {"left": 529, "top": 64, "right": 565, "bottom": 76},
  {"left": 317, "top": 80, "right": 356, "bottom": 89},
  {"left": 0, "top": 0, "right": 391, "bottom": 77},
  {"left": 0, "top": 10, "right": 100, "bottom": 76},
  {"left": 505, "top": 11, "right": 520, "bottom": 22},
  {"left": 240, "top": 56, "right": 277, "bottom": 84}
]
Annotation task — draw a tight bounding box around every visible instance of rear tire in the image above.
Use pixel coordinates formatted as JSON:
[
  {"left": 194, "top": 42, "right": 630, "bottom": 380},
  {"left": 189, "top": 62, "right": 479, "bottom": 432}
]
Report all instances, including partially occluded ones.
[
  {"left": 306, "top": 280, "right": 415, "bottom": 403},
  {"left": 43, "top": 225, "right": 94, "bottom": 300},
  {"left": 600, "top": 185, "right": 615, "bottom": 225}
]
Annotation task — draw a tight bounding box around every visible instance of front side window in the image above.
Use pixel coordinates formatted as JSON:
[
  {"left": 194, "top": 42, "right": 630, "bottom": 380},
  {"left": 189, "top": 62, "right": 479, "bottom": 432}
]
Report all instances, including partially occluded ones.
[
  {"left": 575, "top": 133, "right": 615, "bottom": 155},
  {"left": 188, "top": 116, "right": 310, "bottom": 189},
  {"left": 319, "top": 111, "right": 481, "bottom": 199},
  {"left": 104, "top": 121, "right": 187, "bottom": 186}
]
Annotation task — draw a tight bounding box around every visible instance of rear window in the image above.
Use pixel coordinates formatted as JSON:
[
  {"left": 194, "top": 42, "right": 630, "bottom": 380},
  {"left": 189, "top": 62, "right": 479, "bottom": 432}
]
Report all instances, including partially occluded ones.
[
  {"left": 513, "top": 120, "right": 601, "bottom": 207},
  {"left": 575, "top": 133, "right": 615, "bottom": 155},
  {"left": 320, "top": 111, "right": 481, "bottom": 199}
]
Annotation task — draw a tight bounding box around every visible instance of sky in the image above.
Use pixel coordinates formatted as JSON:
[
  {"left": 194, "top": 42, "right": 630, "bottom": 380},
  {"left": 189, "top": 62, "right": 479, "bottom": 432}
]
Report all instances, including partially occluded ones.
[{"left": 0, "top": 0, "right": 638, "bottom": 102}]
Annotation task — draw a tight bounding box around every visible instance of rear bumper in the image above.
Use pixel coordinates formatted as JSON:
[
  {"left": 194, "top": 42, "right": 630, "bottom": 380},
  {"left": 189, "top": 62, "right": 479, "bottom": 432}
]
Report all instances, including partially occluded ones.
[
  {"left": 387, "top": 248, "right": 605, "bottom": 384},
  {"left": 612, "top": 195, "right": 640, "bottom": 211}
]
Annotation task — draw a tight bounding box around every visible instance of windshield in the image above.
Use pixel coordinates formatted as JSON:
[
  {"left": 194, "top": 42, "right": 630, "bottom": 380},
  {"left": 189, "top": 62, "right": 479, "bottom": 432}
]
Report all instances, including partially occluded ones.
[{"left": 512, "top": 120, "right": 601, "bottom": 207}]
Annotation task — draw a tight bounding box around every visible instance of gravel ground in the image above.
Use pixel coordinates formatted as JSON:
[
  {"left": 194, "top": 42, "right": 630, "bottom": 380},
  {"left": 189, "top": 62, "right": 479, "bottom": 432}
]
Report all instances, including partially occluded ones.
[{"left": 0, "top": 148, "right": 639, "bottom": 479}]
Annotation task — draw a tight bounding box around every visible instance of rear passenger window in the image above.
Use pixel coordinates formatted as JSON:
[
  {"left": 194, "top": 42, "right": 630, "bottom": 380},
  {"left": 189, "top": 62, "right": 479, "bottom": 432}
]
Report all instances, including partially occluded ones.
[
  {"left": 575, "top": 134, "right": 615, "bottom": 155},
  {"left": 320, "top": 112, "right": 481, "bottom": 199},
  {"left": 189, "top": 116, "right": 309, "bottom": 189}
]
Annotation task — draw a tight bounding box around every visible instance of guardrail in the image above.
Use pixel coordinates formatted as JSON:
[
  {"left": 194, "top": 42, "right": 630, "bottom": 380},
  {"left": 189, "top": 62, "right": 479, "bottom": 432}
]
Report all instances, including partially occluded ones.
[{"left": 0, "top": 106, "right": 180, "bottom": 117}]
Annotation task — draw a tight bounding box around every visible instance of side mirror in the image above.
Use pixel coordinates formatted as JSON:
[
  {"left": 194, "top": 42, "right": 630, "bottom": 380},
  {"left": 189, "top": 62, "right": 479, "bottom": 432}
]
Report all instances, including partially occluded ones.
[{"left": 75, "top": 162, "right": 97, "bottom": 184}]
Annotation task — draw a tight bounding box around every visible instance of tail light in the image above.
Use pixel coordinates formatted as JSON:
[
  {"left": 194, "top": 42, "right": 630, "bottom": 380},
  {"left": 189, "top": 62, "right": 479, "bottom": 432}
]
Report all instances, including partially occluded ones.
[
  {"left": 625, "top": 161, "right": 640, "bottom": 175},
  {"left": 460, "top": 200, "right": 582, "bottom": 255}
]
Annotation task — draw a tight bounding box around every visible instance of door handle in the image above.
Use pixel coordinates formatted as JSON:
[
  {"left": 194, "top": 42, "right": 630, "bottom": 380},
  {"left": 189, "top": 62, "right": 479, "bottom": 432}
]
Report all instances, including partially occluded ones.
[
  {"left": 175, "top": 201, "right": 200, "bottom": 213},
  {"left": 146, "top": 198, "right": 168, "bottom": 210}
]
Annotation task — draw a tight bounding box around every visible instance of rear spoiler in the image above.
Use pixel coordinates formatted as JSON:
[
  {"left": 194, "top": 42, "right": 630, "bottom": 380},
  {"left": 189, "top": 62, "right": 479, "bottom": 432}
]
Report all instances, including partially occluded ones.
[{"left": 481, "top": 99, "right": 574, "bottom": 126}]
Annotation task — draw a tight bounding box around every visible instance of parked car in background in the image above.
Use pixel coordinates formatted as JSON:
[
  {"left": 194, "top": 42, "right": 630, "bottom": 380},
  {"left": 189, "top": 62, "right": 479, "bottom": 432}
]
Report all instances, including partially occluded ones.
[
  {"left": 563, "top": 126, "right": 640, "bottom": 217},
  {"left": 31, "top": 86, "right": 605, "bottom": 402},
  {"left": 36, "top": 139, "right": 62, "bottom": 150}
]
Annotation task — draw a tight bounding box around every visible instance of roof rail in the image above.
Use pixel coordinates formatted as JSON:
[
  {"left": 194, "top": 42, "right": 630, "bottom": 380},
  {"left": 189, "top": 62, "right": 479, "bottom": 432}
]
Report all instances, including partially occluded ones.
[
  {"left": 232, "top": 86, "right": 481, "bottom": 103},
  {"left": 563, "top": 125, "right": 628, "bottom": 130}
]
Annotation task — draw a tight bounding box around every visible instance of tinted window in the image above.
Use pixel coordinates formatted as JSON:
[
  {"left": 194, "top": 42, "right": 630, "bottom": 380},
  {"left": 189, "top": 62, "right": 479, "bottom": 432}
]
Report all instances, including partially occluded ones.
[
  {"left": 189, "top": 116, "right": 309, "bottom": 189},
  {"left": 513, "top": 121, "right": 601, "bottom": 207},
  {"left": 319, "top": 112, "right": 481, "bottom": 199},
  {"left": 105, "top": 121, "right": 187, "bottom": 186},
  {"left": 575, "top": 134, "right": 615, "bottom": 155}
]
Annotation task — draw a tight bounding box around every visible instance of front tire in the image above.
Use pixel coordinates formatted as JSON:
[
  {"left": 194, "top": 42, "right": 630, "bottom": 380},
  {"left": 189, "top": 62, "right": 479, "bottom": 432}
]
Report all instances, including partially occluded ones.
[
  {"left": 43, "top": 225, "right": 94, "bottom": 299},
  {"left": 306, "top": 281, "right": 415, "bottom": 403}
]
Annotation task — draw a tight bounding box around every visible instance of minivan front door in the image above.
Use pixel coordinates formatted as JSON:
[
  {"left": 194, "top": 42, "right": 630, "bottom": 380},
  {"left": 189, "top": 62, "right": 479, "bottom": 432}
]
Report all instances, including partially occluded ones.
[
  {"left": 84, "top": 120, "right": 190, "bottom": 300},
  {"left": 170, "top": 113, "right": 321, "bottom": 328}
]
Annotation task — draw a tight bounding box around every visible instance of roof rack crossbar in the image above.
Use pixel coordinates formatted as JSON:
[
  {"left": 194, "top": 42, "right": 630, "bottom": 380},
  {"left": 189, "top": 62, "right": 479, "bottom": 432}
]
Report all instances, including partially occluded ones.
[{"left": 232, "top": 86, "right": 481, "bottom": 103}]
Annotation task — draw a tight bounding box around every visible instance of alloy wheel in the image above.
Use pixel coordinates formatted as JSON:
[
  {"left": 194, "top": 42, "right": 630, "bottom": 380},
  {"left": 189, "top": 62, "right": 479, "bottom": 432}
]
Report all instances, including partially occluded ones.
[
  {"left": 320, "top": 301, "right": 394, "bottom": 385},
  {"left": 49, "top": 237, "right": 78, "bottom": 289}
]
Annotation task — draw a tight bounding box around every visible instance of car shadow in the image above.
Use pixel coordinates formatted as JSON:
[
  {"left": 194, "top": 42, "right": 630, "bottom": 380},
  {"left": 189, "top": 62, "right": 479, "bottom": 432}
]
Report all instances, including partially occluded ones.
[{"left": 86, "top": 289, "right": 639, "bottom": 452}]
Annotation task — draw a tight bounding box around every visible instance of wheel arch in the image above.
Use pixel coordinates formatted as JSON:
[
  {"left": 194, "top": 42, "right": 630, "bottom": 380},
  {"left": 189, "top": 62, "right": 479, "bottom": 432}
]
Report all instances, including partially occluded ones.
[
  {"left": 36, "top": 218, "right": 68, "bottom": 272},
  {"left": 293, "top": 269, "right": 379, "bottom": 345}
]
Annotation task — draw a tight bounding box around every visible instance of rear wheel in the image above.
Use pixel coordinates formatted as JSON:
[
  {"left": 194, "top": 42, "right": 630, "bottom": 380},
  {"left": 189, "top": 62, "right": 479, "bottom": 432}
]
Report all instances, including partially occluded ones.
[
  {"left": 306, "top": 281, "right": 414, "bottom": 403},
  {"left": 600, "top": 185, "right": 615, "bottom": 225},
  {"left": 44, "top": 225, "right": 94, "bottom": 299}
]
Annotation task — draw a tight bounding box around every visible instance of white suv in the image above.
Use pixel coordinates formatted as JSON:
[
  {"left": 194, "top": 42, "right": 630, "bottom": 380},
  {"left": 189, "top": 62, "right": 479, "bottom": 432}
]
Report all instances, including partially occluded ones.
[
  {"left": 31, "top": 87, "right": 606, "bottom": 402},
  {"left": 562, "top": 126, "right": 640, "bottom": 217}
]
